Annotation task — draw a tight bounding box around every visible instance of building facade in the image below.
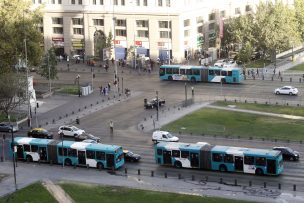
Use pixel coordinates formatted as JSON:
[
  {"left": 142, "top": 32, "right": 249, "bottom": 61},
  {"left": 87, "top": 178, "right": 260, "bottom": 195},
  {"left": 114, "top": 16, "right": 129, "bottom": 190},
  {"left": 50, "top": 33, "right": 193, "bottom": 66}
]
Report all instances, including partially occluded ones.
[{"left": 32, "top": 0, "right": 294, "bottom": 62}]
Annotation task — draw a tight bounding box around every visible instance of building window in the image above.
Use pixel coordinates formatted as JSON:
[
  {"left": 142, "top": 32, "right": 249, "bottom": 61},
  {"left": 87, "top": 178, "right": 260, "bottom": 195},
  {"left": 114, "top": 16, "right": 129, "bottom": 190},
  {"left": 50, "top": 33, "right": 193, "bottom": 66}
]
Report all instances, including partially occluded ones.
[
  {"left": 121, "top": 0, "right": 125, "bottom": 5},
  {"left": 52, "top": 17, "right": 63, "bottom": 25},
  {"left": 38, "top": 26, "right": 44, "bottom": 33},
  {"left": 58, "top": 0, "right": 62, "bottom": 4},
  {"left": 159, "top": 21, "right": 171, "bottom": 28},
  {"left": 143, "top": 0, "right": 147, "bottom": 6},
  {"left": 184, "top": 30, "right": 189, "bottom": 37},
  {"left": 137, "top": 30, "right": 149, "bottom": 38},
  {"left": 115, "top": 29, "right": 127, "bottom": 36},
  {"left": 136, "top": 20, "right": 148, "bottom": 28},
  {"left": 235, "top": 7, "right": 241, "bottom": 15},
  {"left": 158, "top": 0, "right": 162, "bottom": 6},
  {"left": 73, "top": 28, "right": 84, "bottom": 35},
  {"left": 196, "top": 16, "right": 203, "bottom": 24},
  {"left": 246, "top": 5, "right": 252, "bottom": 12},
  {"left": 136, "top": 0, "right": 140, "bottom": 6},
  {"left": 38, "top": 0, "right": 42, "bottom": 3},
  {"left": 116, "top": 19, "right": 126, "bottom": 27},
  {"left": 93, "top": 0, "right": 96, "bottom": 4},
  {"left": 184, "top": 19, "right": 190, "bottom": 27},
  {"left": 166, "top": 0, "right": 170, "bottom": 7},
  {"left": 32, "top": 0, "right": 35, "bottom": 4},
  {"left": 220, "top": 10, "right": 226, "bottom": 17},
  {"left": 53, "top": 27, "right": 63, "bottom": 34},
  {"left": 93, "top": 19, "right": 104, "bottom": 26},
  {"left": 71, "top": 0, "right": 75, "bottom": 4},
  {"left": 208, "top": 23, "right": 215, "bottom": 30},
  {"left": 209, "top": 13, "right": 215, "bottom": 21},
  {"left": 100, "top": 0, "right": 103, "bottom": 4},
  {"left": 72, "top": 18, "right": 83, "bottom": 25},
  {"left": 160, "top": 31, "right": 171, "bottom": 38},
  {"left": 114, "top": 0, "right": 118, "bottom": 5},
  {"left": 197, "top": 25, "right": 203, "bottom": 33},
  {"left": 78, "top": 0, "right": 82, "bottom": 4},
  {"left": 51, "top": 0, "right": 55, "bottom": 4}
]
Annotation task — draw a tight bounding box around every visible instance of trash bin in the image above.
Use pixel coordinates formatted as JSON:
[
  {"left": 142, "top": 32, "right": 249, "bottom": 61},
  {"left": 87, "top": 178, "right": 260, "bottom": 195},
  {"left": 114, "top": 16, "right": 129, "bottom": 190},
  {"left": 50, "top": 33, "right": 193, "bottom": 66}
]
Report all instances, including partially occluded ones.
[{"left": 76, "top": 118, "right": 80, "bottom": 125}]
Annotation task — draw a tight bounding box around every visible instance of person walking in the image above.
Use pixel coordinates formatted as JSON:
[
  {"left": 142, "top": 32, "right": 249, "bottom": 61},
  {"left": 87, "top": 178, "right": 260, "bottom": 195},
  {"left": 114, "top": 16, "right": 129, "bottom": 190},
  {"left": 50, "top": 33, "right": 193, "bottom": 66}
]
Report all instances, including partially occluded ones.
[
  {"left": 109, "top": 120, "right": 114, "bottom": 135},
  {"left": 99, "top": 85, "right": 103, "bottom": 96},
  {"left": 108, "top": 82, "right": 111, "bottom": 92}
]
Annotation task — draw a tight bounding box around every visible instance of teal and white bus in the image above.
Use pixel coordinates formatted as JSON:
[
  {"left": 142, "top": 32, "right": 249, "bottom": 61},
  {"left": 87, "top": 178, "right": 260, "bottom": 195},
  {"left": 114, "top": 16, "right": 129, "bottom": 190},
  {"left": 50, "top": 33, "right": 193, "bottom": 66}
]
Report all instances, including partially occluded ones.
[
  {"left": 13, "top": 137, "right": 124, "bottom": 170},
  {"left": 154, "top": 142, "right": 283, "bottom": 176},
  {"left": 159, "top": 65, "right": 244, "bottom": 84}
]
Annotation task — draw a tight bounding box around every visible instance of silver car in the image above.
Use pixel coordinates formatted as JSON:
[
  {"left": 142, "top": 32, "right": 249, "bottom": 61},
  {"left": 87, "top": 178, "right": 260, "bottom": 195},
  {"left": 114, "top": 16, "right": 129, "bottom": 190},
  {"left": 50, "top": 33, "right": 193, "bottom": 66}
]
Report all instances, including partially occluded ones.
[{"left": 274, "top": 86, "right": 298, "bottom": 95}]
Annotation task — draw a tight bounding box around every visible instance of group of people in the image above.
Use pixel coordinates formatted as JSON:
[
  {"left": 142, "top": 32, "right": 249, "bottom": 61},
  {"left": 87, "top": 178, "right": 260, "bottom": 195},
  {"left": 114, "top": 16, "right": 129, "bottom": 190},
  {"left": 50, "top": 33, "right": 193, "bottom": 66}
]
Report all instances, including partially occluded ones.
[{"left": 99, "top": 82, "right": 112, "bottom": 96}]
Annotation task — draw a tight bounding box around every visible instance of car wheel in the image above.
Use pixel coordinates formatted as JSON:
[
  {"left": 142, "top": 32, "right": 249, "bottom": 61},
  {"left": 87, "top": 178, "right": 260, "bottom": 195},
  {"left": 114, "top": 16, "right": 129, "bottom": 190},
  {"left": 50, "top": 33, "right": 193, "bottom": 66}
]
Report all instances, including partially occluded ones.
[
  {"left": 276, "top": 91, "right": 280, "bottom": 95},
  {"left": 289, "top": 92, "right": 293, "bottom": 95},
  {"left": 293, "top": 157, "right": 298, "bottom": 161}
]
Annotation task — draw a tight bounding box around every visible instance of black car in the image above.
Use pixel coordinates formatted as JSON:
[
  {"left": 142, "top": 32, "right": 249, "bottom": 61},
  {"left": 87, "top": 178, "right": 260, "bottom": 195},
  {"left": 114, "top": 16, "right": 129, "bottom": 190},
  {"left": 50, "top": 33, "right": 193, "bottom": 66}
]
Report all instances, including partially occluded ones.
[
  {"left": 123, "top": 150, "right": 141, "bottom": 162},
  {"left": 0, "top": 122, "right": 18, "bottom": 133},
  {"left": 28, "top": 128, "right": 53, "bottom": 139},
  {"left": 273, "top": 147, "right": 300, "bottom": 161},
  {"left": 144, "top": 98, "right": 165, "bottom": 109},
  {"left": 74, "top": 133, "right": 101, "bottom": 143}
]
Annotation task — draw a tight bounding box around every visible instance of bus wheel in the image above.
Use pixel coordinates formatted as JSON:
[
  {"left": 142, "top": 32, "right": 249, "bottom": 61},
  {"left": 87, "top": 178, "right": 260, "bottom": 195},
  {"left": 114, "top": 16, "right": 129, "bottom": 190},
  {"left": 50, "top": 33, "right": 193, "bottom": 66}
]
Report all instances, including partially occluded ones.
[
  {"left": 219, "top": 164, "right": 227, "bottom": 172},
  {"left": 191, "top": 77, "right": 196, "bottom": 83},
  {"left": 174, "top": 161, "right": 182, "bottom": 168},
  {"left": 221, "top": 78, "right": 226, "bottom": 84},
  {"left": 255, "top": 168, "right": 264, "bottom": 176},
  {"left": 26, "top": 155, "right": 33, "bottom": 162},
  {"left": 168, "top": 76, "right": 173, "bottom": 80},
  {"left": 65, "top": 158, "right": 72, "bottom": 166},
  {"left": 97, "top": 162, "right": 104, "bottom": 170}
]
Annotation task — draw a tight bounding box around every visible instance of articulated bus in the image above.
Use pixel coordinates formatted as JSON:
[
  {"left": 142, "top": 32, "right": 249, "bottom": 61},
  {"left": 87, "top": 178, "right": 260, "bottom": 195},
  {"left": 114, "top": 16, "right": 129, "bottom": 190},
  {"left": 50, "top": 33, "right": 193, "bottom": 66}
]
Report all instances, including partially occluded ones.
[
  {"left": 154, "top": 142, "right": 283, "bottom": 176},
  {"left": 13, "top": 137, "right": 124, "bottom": 170},
  {"left": 159, "top": 65, "right": 244, "bottom": 84}
]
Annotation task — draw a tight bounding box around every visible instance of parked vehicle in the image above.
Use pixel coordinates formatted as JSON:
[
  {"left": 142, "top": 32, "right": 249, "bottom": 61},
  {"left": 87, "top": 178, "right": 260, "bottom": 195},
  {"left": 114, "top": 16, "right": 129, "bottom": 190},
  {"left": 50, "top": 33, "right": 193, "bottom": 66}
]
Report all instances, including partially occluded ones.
[
  {"left": 273, "top": 147, "right": 300, "bottom": 161},
  {"left": 74, "top": 133, "right": 101, "bottom": 143},
  {"left": 58, "top": 125, "right": 85, "bottom": 137},
  {"left": 123, "top": 150, "right": 141, "bottom": 162},
  {"left": 0, "top": 122, "right": 18, "bottom": 133},
  {"left": 274, "top": 86, "right": 298, "bottom": 95},
  {"left": 28, "top": 128, "right": 53, "bottom": 139},
  {"left": 152, "top": 130, "right": 179, "bottom": 143},
  {"left": 144, "top": 98, "right": 165, "bottom": 109},
  {"left": 214, "top": 59, "right": 226, "bottom": 67}
]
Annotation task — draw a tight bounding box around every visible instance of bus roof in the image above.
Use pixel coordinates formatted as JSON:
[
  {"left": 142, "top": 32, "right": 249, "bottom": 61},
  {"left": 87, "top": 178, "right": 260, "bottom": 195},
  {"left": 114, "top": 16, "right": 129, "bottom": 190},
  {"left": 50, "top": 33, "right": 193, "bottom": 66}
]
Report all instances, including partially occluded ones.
[
  {"left": 87, "top": 143, "right": 121, "bottom": 152},
  {"left": 160, "top": 65, "right": 241, "bottom": 71},
  {"left": 157, "top": 142, "right": 210, "bottom": 151},
  {"left": 14, "top": 137, "right": 53, "bottom": 145},
  {"left": 212, "top": 145, "right": 280, "bottom": 157}
]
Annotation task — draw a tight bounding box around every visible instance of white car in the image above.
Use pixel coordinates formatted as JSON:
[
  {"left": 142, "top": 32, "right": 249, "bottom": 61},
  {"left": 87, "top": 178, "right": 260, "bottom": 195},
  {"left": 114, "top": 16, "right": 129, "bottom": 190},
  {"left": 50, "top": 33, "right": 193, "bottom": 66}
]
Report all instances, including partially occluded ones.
[
  {"left": 152, "top": 130, "right": 179, "bottom": 143},
  {"left": 214, "top": 59, "right": 225, "bottom": 67},
  {"left": 72, "top": 55, "right": 81, "bottom": 60},
  {"left": 58, "top": 125, "right": 85, "bottom": 137},
  {"left": 274, "top": 86, "right": 298, "bottom": 96}
]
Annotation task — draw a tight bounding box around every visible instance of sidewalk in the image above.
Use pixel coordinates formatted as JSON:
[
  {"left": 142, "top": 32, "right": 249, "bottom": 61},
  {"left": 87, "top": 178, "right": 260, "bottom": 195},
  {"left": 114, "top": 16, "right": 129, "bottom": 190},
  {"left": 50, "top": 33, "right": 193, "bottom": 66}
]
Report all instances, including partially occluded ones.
[{"left": 42, "top": 179, "right": 75, "bottom": 203}]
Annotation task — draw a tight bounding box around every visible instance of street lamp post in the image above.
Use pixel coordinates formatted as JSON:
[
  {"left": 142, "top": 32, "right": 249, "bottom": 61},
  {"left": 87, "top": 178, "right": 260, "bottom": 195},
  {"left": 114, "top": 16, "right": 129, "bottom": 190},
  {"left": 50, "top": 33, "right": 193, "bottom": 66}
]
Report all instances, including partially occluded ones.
[
  {"left": 76, "top": 74, "right": 80, "bottom": 97},
  {"left": 9, "top": 115, "right": 17, "bottom": 191},
  {"left": 156, "top": 91, "right": 159, "bottom": 121},
  {"left": 47, "top": 53, "right": 51, "bottom": 93},
  {"left": 184, "top": 82, "right": 187, "bottom": 106}
]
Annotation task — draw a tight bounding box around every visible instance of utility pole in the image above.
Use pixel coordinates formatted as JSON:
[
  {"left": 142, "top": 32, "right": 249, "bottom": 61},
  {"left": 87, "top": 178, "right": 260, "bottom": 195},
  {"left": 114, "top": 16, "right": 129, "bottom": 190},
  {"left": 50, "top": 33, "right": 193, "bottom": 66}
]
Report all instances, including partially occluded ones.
[
  {"left": 47, "top": 53, "right": 51, "bottom": 93},
  {"left": 185, "top": 82, "right": 187, "bottom": 107},
  {"left": 9, "top": 115, "right": 17, "bottom": 191},
  {"left": 24, "top": 38, "right": 31, "bottom": 128},
  {"left": 112, "top": 1, "right": 118, "bottom": 94},
  {"left": 156, "top": 90, "right": 159, "bottom": 121}
]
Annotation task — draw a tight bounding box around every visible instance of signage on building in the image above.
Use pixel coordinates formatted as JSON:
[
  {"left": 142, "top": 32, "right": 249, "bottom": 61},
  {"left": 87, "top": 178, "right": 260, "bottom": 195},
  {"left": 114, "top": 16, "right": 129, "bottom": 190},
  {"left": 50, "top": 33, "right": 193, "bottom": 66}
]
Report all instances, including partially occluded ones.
[
  {"left": 72, "top": 39, "right": 84, "bottom": 49},
  {"left": 52, "top": 37, "right": 64, "bottom": 47},
  {"left": 114, "top": 40, "right": 127, "bottom": 48},
  {"left": 114, "top": 40, "right": 120, "bottom": 45},
  {"left": 135, "top": 41, "right": 142, "bottom": 46},
  {"left": 158, "top": 42, "right": 171, "bottom": 49}
]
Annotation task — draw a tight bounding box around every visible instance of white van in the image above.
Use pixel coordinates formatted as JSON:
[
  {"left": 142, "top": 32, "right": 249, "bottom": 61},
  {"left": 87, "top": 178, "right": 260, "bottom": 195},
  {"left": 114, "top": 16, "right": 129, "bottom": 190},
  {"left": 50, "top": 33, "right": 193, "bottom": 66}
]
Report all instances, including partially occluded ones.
[{"left": 152, "top": 130, "right": 179, "bottom": 143}]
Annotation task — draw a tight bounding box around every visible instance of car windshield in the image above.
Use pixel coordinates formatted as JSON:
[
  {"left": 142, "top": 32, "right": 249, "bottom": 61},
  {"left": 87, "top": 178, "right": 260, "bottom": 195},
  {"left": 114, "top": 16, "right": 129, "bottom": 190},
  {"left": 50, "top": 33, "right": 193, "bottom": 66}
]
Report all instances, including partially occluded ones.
[
  {"left": 166, "top": 133, "right": 173, "bottom": 138},
  {"left": 71, "top": 126, "right": 79, "bottom": 131},
  {"left": 285, "top": 147, "right": 294, "bottom": 153},
  {"left": 127, "top": 152, "right": 134, "bottom": 156}
]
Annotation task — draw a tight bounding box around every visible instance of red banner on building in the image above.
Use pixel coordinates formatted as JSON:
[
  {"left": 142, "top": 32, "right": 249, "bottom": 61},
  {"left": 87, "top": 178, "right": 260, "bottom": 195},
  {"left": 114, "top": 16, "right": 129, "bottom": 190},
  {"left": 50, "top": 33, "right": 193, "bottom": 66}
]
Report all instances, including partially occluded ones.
[{"left": 135, "top": 41, "right": 142, "bottom": 46}]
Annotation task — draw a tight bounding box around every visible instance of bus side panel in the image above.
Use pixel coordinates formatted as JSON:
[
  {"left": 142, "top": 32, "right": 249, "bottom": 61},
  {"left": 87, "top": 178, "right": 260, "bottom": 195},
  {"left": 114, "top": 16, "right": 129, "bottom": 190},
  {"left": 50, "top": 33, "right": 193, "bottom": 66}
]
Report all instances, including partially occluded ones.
[
  {"left": 48, "top": 140, "right": 60, "bottom": 164},
  {"left": 199, "top": 145, "right": 213, "bottom": 170},
  {"left": 201, "top": 69, "right": 209, "bottom": 82}
]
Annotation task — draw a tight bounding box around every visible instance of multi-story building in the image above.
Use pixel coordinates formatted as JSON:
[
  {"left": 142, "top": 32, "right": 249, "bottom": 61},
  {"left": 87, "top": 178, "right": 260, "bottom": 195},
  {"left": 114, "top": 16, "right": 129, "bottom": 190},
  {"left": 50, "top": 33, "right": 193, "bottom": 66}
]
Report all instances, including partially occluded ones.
[{"left": 32, "top": 0, "right": 294, "bottom": 63}]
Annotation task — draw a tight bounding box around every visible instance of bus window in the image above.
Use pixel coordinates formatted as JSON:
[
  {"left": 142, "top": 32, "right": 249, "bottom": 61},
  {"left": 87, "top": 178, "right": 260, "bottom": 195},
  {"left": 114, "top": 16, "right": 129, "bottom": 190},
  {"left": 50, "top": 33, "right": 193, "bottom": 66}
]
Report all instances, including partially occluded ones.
[
  {"left": 244, "top": 156, "right": 254, "bottom": 165},
  {"left": 159, "top": 68, "right": 165, "bottom": 76},
  {"left": 172, "top": 150, "right": 180, "bottom": 157},
  {"left": 24, "top": 144, "right": 30, "bottom": 152},
  {"left": 224, "top": 154, "right": 233, "bottom": 163},
  {"left": 68, "top": 148, "right": 77, "bottom": 157},
  {"left": 96, "top": 151, "right": 105, "bottom": 160},
  {"left": 181, "top": 151, "right": 189, "bottom": 158},
  {"left": 221, "top": 71, "right": 227, "bottom": 76},
  {"left": 186, "top": 69, "right": 192, "bottom": 75},
  {"left": 86, "top": 150, "right": 95, "bottom": 159},
  {"left": 31, "top": 145, "right": 38, "bottom": 152},
  {"left": 212, "top": 153, "right": 223, "bottom": 162},
  {"left": 215, "top": 70, "right": 221, "bottom": 76},
  {"left": 180, "top": 69, "right": 186, "bottom": 75},
  {"left": 58, "top": 147, "right": 68, "bottom": 156},
  {"left": 173, "top": 68, "right": 179, "bottom": 74},
  {"left": 157, "top": 149, "right": 163, "bottom": 155},
  {"left": 209, "top": 70, "right": 214, "bottom": 75},
  {"left": 193, "top": 69, "right": 200, "bottom": 75},
  {"left": 166, "top": 68, "right": 172, "bottom": 74},
  {"left": 228, "top": 71, "right": 232, "bottom": 76},
  {"left": 255, "top": 157, "right": 266, "bottom": 166}
]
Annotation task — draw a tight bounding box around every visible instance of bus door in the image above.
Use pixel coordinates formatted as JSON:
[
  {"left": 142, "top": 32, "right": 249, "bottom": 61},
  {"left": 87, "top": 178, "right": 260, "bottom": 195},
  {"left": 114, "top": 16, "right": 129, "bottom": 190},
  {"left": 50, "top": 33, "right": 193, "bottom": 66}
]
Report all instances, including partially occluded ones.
[
  {"left": 201, "top": 69, "right": 208, "bottom": 82},
  {"left": 17, "top": 145, "right": 24, "bottom": 159},
  {"left": 190, "top": 152, "right": 199, "bottom": 168},
  {"left": 163, "top": 151, "right": 172, "bottom": 165},
  {"left": 266, "top": 159, "right": 276, "bottom": 174},
  {"left": 234, "top": 156, "right": 244, "bottom": 171},
  {"left": 106, "top": 154, "right": 115, "bottom": 168},
  {"left": 39, "top": 147, "right": 47, "bottom": 161},
  {"left": 78, "top": 151, "right": 86, "bottom": 165}
]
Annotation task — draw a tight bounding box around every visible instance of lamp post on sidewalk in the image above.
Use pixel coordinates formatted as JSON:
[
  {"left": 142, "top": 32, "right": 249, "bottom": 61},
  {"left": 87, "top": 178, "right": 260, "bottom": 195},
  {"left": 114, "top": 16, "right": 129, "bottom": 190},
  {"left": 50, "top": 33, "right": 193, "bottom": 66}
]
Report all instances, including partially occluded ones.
[
  {"left": 184, "top": 82, "right": 188, "bottom": 106},
  {"left": 76, "top": 74, "right": 80, "bottom": 97},
  {"left": 9, "top": 115, "right": 17, "bottom": 191},
  {"left": 156, "top": 90, "right": 159, "bottom": 121}
]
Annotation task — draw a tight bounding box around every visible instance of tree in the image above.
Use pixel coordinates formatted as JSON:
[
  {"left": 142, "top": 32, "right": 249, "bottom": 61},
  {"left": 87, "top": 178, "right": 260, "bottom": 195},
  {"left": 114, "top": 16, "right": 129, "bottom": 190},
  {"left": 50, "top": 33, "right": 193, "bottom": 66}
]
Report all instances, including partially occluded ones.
[
  {"left": 94, "top": 31, "right": 113, "bottom": 60},
  {"left": 238, "top": 42, "right": 254, "bottom": 65},
  {"left": 0, "top": 0, "right": 43, "bottom": 73},
  {"left": 0, "top": 73, "right": 27, "bottom": 117},
  {"left": 38, "top": 47, "right": 58, "bottom": 81},
  {"left": 294, "top": 0, "right": 304, "bottom": 42}
]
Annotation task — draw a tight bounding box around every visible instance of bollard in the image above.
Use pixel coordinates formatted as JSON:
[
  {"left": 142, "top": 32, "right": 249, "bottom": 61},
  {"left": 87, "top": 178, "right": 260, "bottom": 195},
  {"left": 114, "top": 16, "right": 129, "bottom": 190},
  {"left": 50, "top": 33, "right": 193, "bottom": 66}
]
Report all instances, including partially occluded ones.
[
  {"left": 264, "top": 182, "right": 266, "bottom": 188},
  {"left": 125, "top": 168, "right": 127, "bottom": 174},
  {"left": 96, "top": 101, "right": 99, "bottom": 104},
  {"left": 90, "top": 104, "right": 93, "bottom": 107},
  {"left": 52, "top": 119, "right": 55, "bottom": 124},
  {"left": 178, "top": 174, "right": 181, "bottom": 179},
  {"left": 293, "top": 185, "right": 296, "bottom": 191},
  {"left": 164, "top": 172, "right": 167, "bottom": 178},
  {"left": 78, "top": 108, "right": 81, "bottom": 112},
  {"left": 87, "top": 164, "right": 89, "bottom": 169},
  {"left": 245, "top": 100, "right": 247, "bottom": 103},
  {"left": 272, "top": 77, "right": 273, "bottom": 81},
  {"left": 220, "top": 178, "right": 223, "bottom": 184},
  {"left": 192, "top": 175, "right": 195, "bottom": 181},
  {"left": 59, "top": 116, "right": 62, "bottom": 120},
  {"left": 66, "top": 114, "right": 68, "bottom": 118},
  {"left": 45, "top": 122, "right": 48, "bottom": 125},
  {"left": 281, "top": 77, "right": 283, "bottom": 82},
  {"left": 234, "top": 179, "right": 237, "bottom": 186},
  {"left": 278, "top": 183, "right": 281, "bottom": 190},
  {"left": 72, "top": 111, "right": 74, "bottom": 115},
  {"left": 138, "top": 169, "right": 140, "bottom": 175},
  {"left": 151, "top": 171, "right": 154, "bottom": 177},
  {"left": 84, "top": 106, "right": 87, "bottom": 109},
  {"left": 290, "top": 77, "right": 292, "bottom": 82},
  {"left": 249, "top": 181, "right": 252, "bottom": 187},
  {"left": 262, "top": 76, "right": 264, "bottom": 80}
]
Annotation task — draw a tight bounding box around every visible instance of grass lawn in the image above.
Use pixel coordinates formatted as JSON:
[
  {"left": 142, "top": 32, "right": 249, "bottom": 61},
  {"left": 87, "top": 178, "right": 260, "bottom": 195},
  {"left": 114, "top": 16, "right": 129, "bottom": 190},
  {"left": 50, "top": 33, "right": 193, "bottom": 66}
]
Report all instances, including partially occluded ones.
[
  {"left": 61, "top": 183, "right": 255, "bottom": 203},
  {"left": 214, "top": 101, "right": 304, "bottom": 117},
  {"left": 245, "top": 59, "right": 271, "bottom": 69},
  {"left": 57, "top": 85, "right": 79, "bottom": 95},
  {"left": 0, "top": 113, "right": 26, "bottom": 122},
  {"left": 162, "top": 108, "right": 304, "bottom": 141},
  {"left": 0, "top": 182, "right": 57, "bottom": 203},
  {"left": 288, "top": 63, "right": 304, "bottom": 71}
]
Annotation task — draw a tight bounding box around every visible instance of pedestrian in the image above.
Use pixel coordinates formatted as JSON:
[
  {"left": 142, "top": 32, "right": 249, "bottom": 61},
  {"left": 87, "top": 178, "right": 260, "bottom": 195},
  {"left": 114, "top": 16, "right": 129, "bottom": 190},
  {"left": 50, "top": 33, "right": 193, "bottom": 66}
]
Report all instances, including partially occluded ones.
[
  {"left": 99, "top": 85, "right": 103, "bottom": 95},
  {"left": 108, "top": 82, "right": 111, "bottom": 92},
  {"left": 278, "top": 71, "right": 281, "bottom": 78},
  {"left": 256, "top": 69, "right": 259, "bottom": 76},
  {"left": 109, "top": 120, "right": 114, "bottom": 134},
  {"left": 247, "top": 69, "right": 250, "bottom": 76},
  {"left": 103, "top": 87, "right": 106, "bottom": 96},
  {"left": 111, "top": 58, "right": 114, "bottom": 64}
]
